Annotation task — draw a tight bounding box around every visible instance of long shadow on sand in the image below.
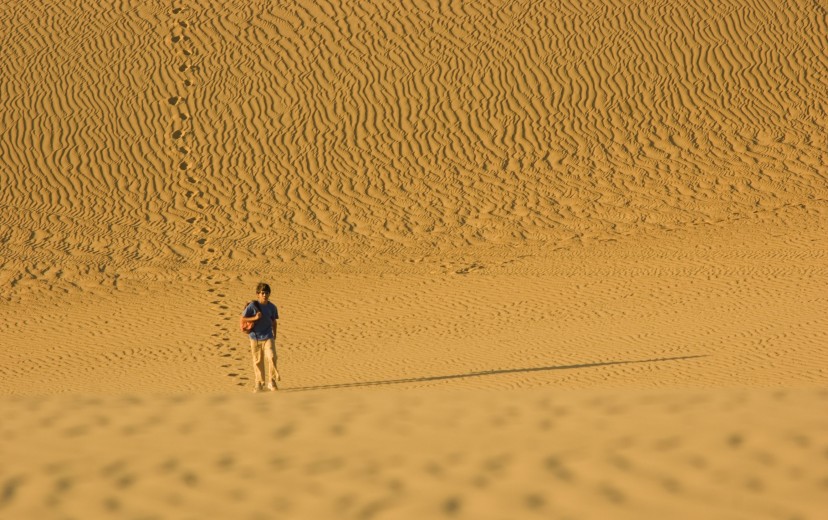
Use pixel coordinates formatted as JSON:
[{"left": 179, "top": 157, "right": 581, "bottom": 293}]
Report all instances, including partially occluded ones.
[{"left": 284, "top": 355, "right": 708, "bottom": 392}]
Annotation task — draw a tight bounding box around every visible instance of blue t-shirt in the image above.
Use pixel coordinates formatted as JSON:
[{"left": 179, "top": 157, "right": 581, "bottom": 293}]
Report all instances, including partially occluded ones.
[{"left": 242, "top": 301, "right": 279, "bottom": 340}]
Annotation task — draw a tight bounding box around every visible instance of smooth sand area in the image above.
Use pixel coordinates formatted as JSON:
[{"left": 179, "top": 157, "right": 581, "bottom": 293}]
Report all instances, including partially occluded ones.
[
  {"left": 1, "top": 388, "right": 825, "bottom": 519},
  {"left": 1, "top": 0, "right": 827, "bottom": 518}
]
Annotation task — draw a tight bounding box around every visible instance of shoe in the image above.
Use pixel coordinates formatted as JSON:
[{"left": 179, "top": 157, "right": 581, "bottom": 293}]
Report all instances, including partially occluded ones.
[
  {"left": 252, "top": 384, "right": 263, "bottom": 393},
  {"left": 266, "top": 382, "right": 277, "bottom": 391}
]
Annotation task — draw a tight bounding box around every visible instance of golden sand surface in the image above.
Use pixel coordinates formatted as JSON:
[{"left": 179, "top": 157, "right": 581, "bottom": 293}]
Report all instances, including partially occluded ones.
[{"left": 1, "top": 0, "right": 827, "bottom": 518}]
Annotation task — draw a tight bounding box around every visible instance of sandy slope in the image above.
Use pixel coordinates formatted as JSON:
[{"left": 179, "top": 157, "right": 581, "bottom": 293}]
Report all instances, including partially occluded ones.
[
  {"left": 1, "top": 0, "right": 827, "bottom": 282},
  {"left": 1, "top": 0, "right": 827, "bottom": 518},
  {"left": 1, "top": 219, "right": 827, "bottom": 397},
  {"left": 1, "top": 220, "right": 826, "bottom": 519}
]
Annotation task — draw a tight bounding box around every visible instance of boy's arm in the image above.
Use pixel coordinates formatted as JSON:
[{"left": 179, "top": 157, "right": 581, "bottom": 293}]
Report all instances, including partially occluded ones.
[
  {"left": 241, "top": 304, "right": 262, "bottom": 323},
  {"left": 272, "top": 319, "right": 278, "bottom": 339}
]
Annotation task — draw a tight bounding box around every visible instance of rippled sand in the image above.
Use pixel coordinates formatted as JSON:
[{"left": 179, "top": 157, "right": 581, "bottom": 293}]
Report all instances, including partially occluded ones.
[{"left": 1, "top": 0, "right": 826, "bottom": 518}]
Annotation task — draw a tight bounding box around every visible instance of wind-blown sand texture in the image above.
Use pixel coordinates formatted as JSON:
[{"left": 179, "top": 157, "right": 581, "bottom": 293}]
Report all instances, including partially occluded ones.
[{"left": 1, "top": 0, "right": 827, "bottom": 518}]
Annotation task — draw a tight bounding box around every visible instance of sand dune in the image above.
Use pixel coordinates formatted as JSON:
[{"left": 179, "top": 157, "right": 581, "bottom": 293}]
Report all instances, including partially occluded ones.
[
  {"left": 1, "top": 0, "right": 827, "bottom": 518},
  {"left": 2, "top": 0, "right": 826, "bottom": 287}
]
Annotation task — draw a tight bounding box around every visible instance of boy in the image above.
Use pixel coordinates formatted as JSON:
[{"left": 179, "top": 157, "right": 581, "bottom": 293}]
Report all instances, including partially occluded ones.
[{"left": 241, "top": 282, "right": 280, "bottom": 392}]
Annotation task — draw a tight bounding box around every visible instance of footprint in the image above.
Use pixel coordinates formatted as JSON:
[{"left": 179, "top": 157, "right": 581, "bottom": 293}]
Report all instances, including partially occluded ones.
[
  {"left": 171, "top": 35, "right": 181, "bottom": 44},
  {"left": 0, "top": 475, "right": 25, "bottom": 507},
  {"left": 179, "top": 21, "right": 189, "bottom": 28},
  {"left": 103, "top": 497, "right": 121, "bottom": 511},
  {"left": 272, "top": 424, "right": 295, "bottom": 439},
  {"left": 172, "top": 130, "right": 183, "bottom": 140},
  {"left": 456, "top": 262, "right": 484, "bottom": 275},
  {"left": 181, "top": 472, "right": 198, "bottom": 487},
  {"left": 172, "top": 8, "right": 182, "bottom": 14},
  {"left": 216, "top": 455, "right": 235, "bottom": 470},
  {"left": 179, "top": 162, "right": 188, "bottom": 170},
  {"left": 115, "top": 475, "right": 136, "bottom": 489},
  {"left": 598, "top": 483, "right": 626, "bottom": 503},
  {"left": 168, "top": 96, "right": 180, "bottom": 105},
  {"left": 179, "top": 64, "right": 188, "bottom": 72},
  {"left": 727, "top": 433, "right": 744, "bottom": 448},
  {"left": 53, "top": 477, "right": 73, "bottom": 494},
  {"left": 544, "top": 456, "right": 575, "bottom": 482},
  {"left": 525, "top": 494, "right": 545, "bottom": 510},
  {"left": 661, "top": 477, "right": 682, "bottom": 493},
  {"left": 443, "top": 496, "right": 462, "bottom": 515},
  {"left": 101, "top": 460, "right": 127, "bottom": 477}
]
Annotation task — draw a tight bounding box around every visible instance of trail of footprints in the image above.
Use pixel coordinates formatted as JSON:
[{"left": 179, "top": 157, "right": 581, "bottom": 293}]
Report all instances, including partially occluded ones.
[
  {"left": 209, "top": 282, "right": 248, "bottom": 387},
  {"left": 168, "top": 3, "right": 245, "bottom": 385}
]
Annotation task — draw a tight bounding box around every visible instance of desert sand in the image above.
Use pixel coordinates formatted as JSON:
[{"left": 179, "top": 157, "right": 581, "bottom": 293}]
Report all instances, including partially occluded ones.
[{"left": 1, "top": 0, "right": 827, "bottom": 518}]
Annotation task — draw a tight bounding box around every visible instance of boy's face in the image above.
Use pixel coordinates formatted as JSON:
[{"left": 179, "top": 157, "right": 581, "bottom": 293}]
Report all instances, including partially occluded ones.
[{"left": 257, "top": 290, "right": 270, "bottom": 304}]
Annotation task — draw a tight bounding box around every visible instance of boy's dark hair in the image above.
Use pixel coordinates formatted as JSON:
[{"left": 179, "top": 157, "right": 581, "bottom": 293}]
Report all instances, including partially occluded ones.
[{"left": 256, "top": 282, "right": 271, "bottom": 294}]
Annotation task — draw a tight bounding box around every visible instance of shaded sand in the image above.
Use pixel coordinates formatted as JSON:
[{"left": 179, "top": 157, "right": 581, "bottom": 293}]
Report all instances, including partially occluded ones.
[{"left": 1, "top": 0, "right": 828, "bottom": 518}]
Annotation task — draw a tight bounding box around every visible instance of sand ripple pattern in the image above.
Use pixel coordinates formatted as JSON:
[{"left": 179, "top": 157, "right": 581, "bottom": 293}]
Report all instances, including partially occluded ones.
[
  {"left": 1, "top": 0, "right": 827, "bottom": 286},
  {"left": 0, "top": 2, "right": 201, "bottom": 290},
  {"left": 186, "top": 0, "right": 828, "bottom": 256},
  {"left": 1, "top": 226, "right": 825, "bottom": 396}
]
